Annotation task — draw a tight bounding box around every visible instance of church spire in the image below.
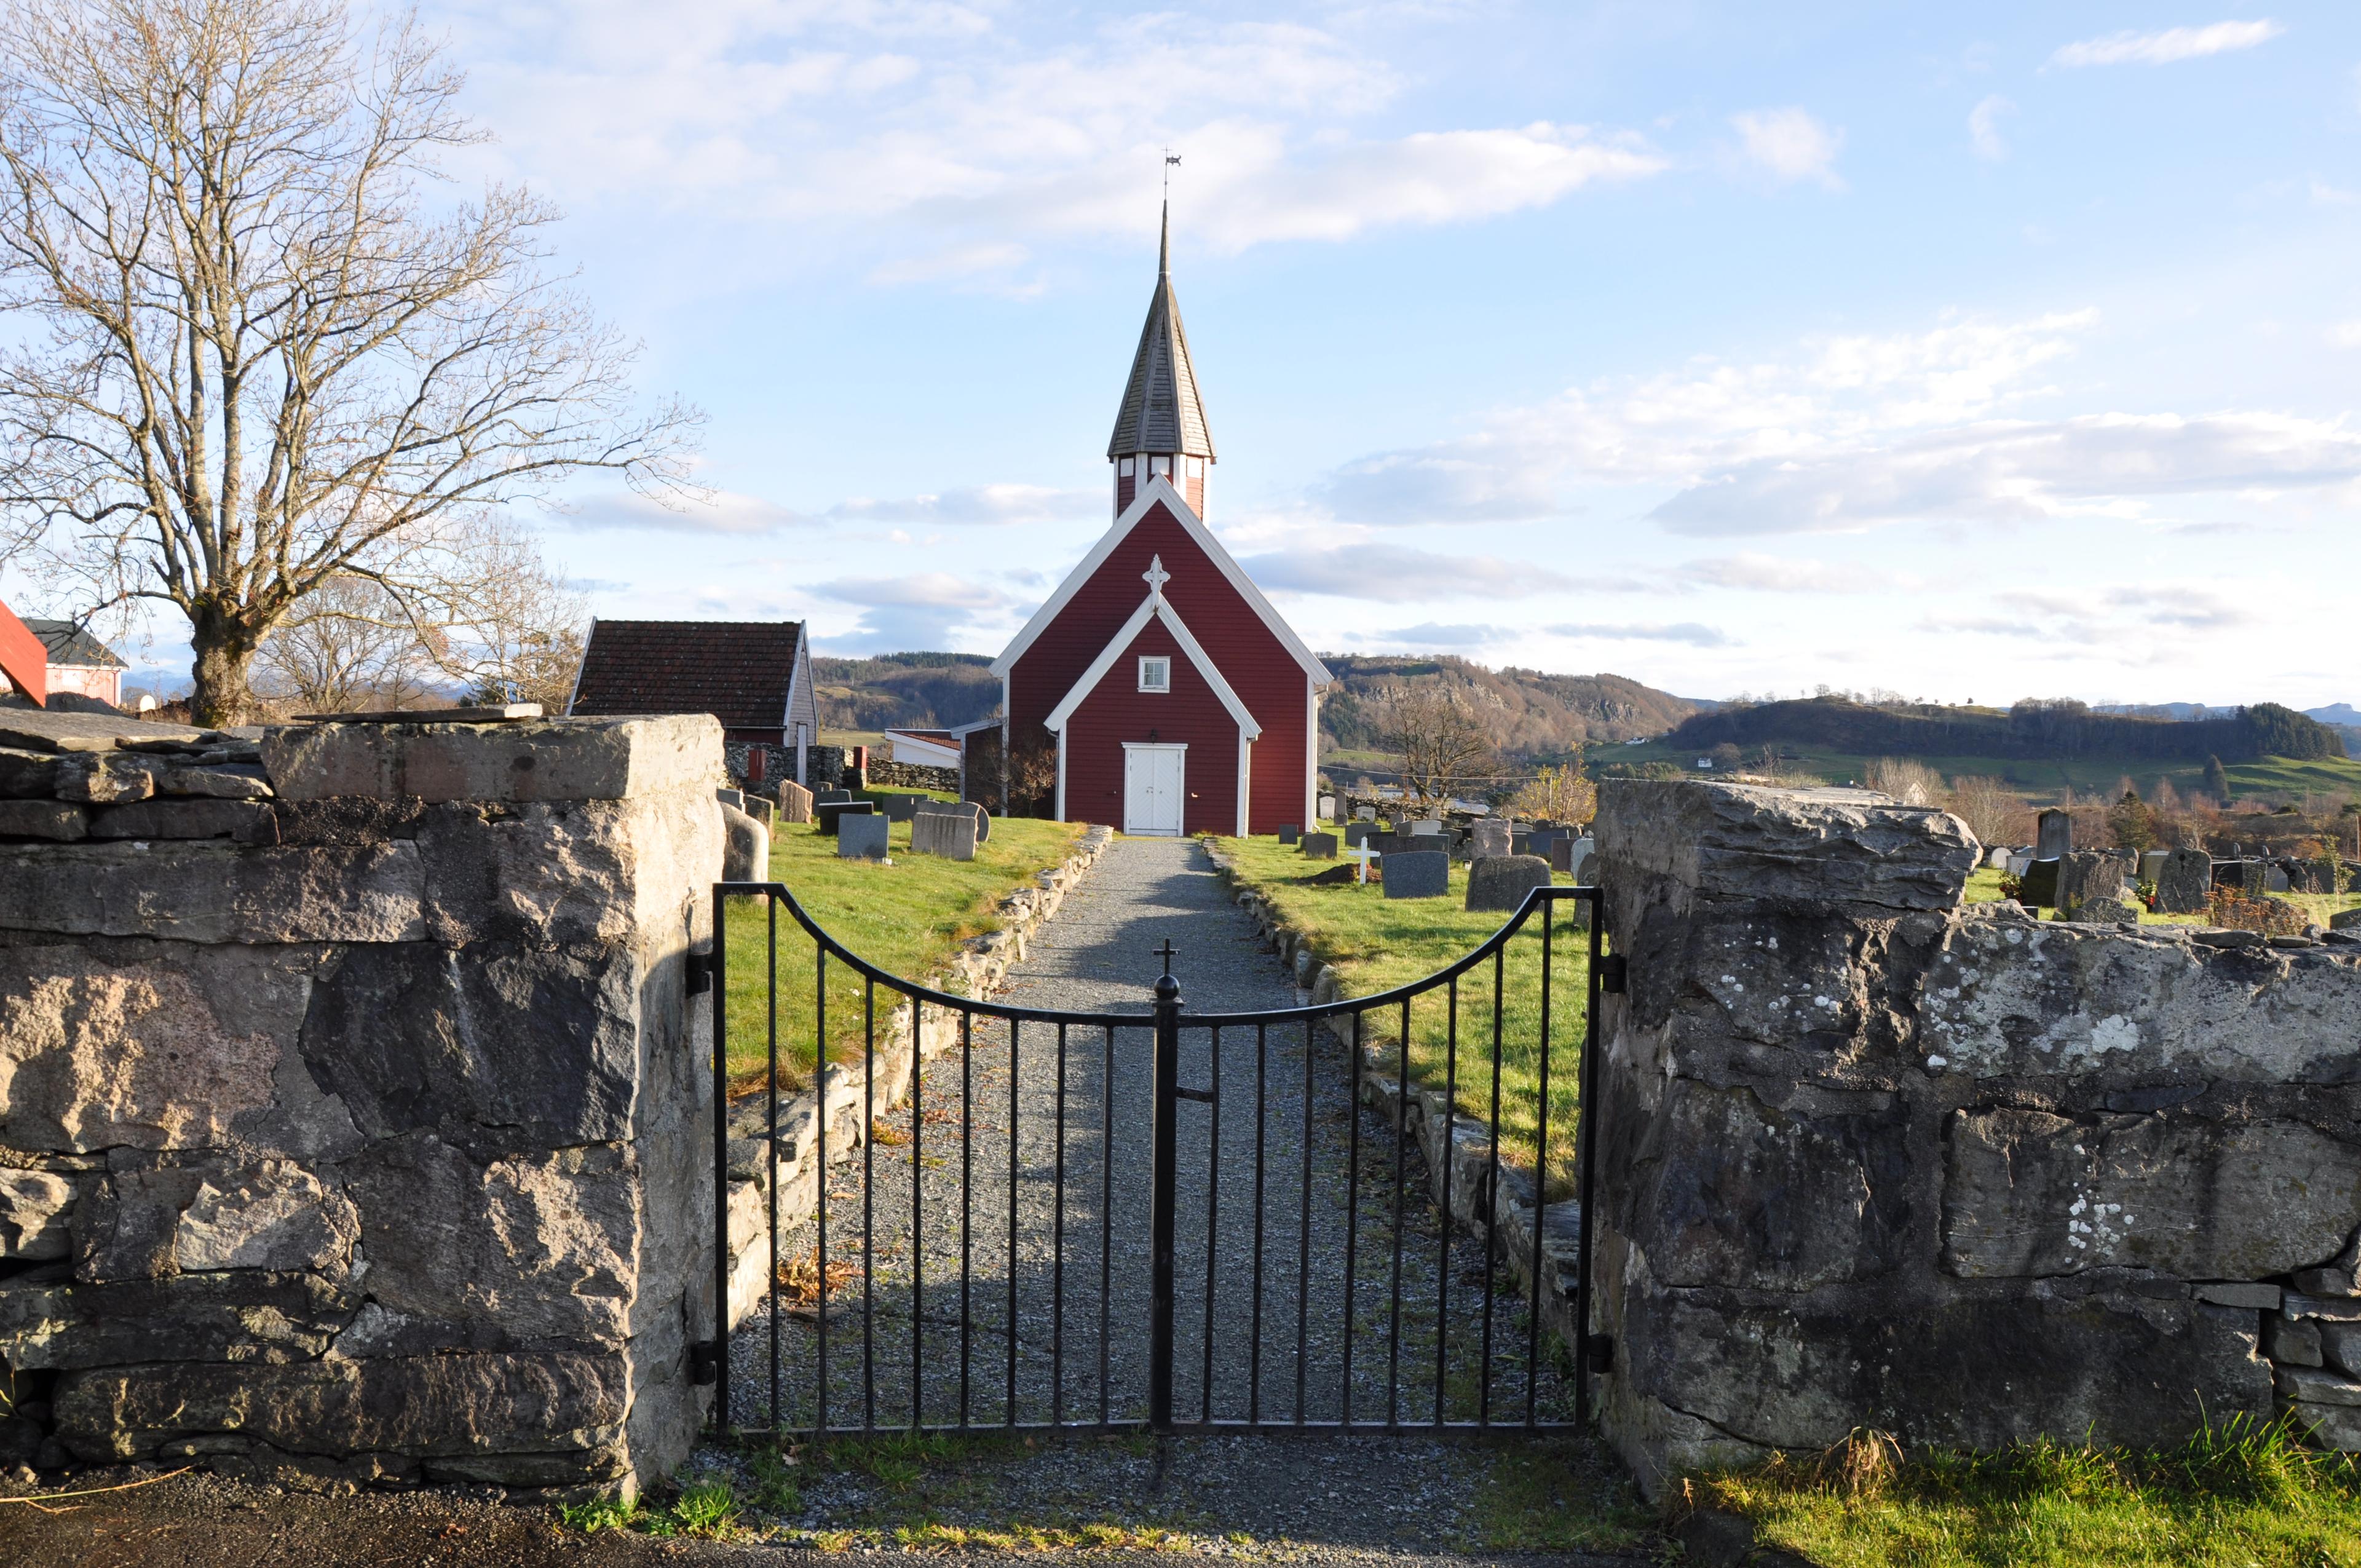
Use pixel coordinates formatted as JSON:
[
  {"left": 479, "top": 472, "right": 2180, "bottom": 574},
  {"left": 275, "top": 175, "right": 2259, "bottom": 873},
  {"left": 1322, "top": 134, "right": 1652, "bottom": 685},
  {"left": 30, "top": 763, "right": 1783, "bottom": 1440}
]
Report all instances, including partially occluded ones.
[{"left": 1109, "top": 200, "right": 1214, "bottom": 516}]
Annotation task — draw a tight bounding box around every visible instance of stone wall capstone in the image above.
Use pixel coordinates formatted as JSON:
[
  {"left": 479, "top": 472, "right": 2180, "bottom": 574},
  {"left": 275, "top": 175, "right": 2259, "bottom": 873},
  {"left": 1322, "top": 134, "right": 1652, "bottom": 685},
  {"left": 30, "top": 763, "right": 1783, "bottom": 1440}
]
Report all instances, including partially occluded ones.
[
  {"left": 0, "top": 713, "right": 723, "bottom": 1498},
  {"left": 1588, "top": 778, "right": 2361, "bottom": 1494}
]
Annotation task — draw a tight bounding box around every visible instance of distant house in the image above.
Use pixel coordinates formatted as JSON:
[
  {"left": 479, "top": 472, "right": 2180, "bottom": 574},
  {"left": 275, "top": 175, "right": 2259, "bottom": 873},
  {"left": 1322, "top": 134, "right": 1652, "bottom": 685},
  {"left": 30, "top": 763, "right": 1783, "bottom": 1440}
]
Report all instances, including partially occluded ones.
[
  {"left": 884, "top": 727, "right": 960, "bottom": 768},
  {"left": 0, "top": 607, "right": 127, "bottom": 708},
  {"left": 568, "top": 619, "right": 820, "bottom": 786}
]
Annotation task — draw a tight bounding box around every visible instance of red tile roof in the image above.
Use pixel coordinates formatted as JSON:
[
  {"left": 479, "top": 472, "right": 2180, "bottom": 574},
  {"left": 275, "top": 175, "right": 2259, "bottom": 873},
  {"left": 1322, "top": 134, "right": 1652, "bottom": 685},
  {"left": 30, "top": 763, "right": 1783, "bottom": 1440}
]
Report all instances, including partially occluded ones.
[{"left": 569, "top": 619, "right": 802, "bottom": 730}]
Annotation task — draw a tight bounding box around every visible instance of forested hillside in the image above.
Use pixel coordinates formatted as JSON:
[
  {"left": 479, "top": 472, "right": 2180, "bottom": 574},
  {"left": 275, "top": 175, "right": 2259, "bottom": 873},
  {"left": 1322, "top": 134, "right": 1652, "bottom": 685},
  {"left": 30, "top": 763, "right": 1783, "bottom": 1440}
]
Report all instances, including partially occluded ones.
[
  {"left": 812, "top": 652, "right": 999, "bottom": 731},
  {"left": 1666, "top": 697, "right": 2347, "bottom": 763},
  {"left": 1319, "top": 656, "right": 1696, "bottom": 763}
]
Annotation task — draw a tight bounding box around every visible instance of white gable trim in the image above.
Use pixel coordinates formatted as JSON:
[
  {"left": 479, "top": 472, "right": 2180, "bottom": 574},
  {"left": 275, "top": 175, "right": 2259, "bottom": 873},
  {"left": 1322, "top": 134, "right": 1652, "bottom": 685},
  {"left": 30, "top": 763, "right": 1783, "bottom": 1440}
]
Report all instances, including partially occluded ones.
[
  {"left": 1043, "top": 592, "right": 1262, "bottom": 738},
  {"left": 991, "top": 476, "right": 1334, "bottom": 687}
]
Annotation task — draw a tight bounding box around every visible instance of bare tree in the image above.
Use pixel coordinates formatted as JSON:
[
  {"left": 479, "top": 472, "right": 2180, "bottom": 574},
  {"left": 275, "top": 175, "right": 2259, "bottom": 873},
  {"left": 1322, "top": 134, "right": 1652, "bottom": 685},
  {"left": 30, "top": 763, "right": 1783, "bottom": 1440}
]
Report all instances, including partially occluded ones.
[
  {"left": 435, "top": 513, "right": 587, "bottom": 710},
  {"left": 1864, "top": 756, "right": 1944, "bottom": 806},
  {"left": 1509, "top": 759, "right": 1597, "bottom": 826},
  {"left": 1946, "top": 775, "right": 2028, "bottom": 849},
  {"left": 1380, "top": 683, "right": 1493, "bottom": 810},
  {"left": 251, "top": 573, "right": 440, "bottom": 713},
  {"left": 0, "top": 0, "right": 696, "bottom": 725}
]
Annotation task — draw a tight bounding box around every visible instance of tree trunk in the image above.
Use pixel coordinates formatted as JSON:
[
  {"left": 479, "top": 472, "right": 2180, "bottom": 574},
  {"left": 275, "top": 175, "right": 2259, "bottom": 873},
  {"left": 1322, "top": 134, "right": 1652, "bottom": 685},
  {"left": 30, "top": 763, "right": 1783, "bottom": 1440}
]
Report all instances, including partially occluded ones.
[{"left": 188, "top": 608, "right": 261, "bottom": 729}]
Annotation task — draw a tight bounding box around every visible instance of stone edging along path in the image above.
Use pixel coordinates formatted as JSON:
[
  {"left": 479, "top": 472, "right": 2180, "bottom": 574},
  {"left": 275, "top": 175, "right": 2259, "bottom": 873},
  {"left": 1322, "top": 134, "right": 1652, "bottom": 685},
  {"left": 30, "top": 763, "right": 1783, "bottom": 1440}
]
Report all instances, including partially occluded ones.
[
  {"left": 721, "top": 823, "right": 1117, "bottom": 1328},
  {"left": 1196, "top": 836, "right": 1588, "bottom": 1371}
]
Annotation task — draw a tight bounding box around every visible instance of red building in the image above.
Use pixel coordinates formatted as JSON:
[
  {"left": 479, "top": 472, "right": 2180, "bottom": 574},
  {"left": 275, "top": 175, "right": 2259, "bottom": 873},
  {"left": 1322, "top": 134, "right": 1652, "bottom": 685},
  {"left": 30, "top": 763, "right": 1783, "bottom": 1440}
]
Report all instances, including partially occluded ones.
[{"left": 990, "top": 207, "right": 1331, "bottom": 836}]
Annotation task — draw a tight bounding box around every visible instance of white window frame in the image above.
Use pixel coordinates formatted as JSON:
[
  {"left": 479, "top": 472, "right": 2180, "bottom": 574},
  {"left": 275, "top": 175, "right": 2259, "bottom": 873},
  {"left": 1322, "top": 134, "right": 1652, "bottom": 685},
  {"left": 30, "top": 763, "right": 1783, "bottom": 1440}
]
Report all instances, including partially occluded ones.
[
  {"left": 1137, "top": 655, "right": 1171, "bottom": 693},
  {"left": 1118, "top": 456, "right": 1134, "bottom": 475}
]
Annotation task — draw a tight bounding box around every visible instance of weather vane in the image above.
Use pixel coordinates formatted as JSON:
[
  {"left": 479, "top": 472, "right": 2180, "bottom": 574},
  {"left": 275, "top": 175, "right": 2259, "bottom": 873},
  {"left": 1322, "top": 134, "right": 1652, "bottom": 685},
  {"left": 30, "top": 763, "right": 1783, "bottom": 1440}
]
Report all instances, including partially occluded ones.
[{"left": 1163, "top": 148, "right": 1180, "bottom": 198}]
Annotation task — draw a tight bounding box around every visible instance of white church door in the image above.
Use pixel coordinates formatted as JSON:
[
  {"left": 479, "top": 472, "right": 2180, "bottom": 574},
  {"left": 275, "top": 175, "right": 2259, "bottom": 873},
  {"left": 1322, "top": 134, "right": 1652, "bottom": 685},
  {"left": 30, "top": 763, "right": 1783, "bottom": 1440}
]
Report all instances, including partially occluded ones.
[{"left": 1122, "top": 744, "right": 1186, "bottom": 836}]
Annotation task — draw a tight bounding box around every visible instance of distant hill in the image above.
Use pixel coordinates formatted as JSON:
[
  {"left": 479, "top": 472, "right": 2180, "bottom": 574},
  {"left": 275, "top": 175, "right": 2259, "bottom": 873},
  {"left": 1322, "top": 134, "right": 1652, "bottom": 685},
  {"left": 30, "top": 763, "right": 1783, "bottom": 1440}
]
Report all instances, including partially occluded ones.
[
  {"left": 1666, "top": 696, "right": 2347, "bottom": 765},
  {"left": 811, "top": 652, "right": 999, "bottom": 732},
  {"left": 1319, "top": 656, "right": 1696, "bottom": 764}
]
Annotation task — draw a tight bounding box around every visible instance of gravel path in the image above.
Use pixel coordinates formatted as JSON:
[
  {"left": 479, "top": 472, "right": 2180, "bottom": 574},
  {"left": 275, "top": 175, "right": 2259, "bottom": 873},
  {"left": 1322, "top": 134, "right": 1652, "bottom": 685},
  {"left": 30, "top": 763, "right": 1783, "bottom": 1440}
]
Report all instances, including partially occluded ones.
[{"left": 709, "top": 837, "right": 1630, "bottom": 1556}]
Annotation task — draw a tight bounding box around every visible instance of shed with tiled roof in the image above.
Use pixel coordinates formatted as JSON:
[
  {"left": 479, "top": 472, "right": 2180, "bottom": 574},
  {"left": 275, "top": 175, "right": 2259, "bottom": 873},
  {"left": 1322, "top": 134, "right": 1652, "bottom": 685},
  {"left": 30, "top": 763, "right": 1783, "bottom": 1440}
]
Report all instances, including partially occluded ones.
[{"left": 568, "top": 619, "right": 820, "bottom": 785}]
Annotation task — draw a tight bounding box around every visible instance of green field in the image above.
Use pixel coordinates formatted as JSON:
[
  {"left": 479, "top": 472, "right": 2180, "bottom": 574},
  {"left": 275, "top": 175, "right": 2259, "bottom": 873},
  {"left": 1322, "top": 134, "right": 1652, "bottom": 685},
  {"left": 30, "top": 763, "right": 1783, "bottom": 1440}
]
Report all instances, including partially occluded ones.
[
  {"left": 720, "top": 812, "right": 1083, "bottom": 1095},
  {"left": 1208, "top": 832, "right": 1588, "bottom": 1189},
  {"left": 1593, "top": 739, "right": 2361, "bottom": 804},
  {"left": 1703, "top": 1420, "right": 2361, "bottom": 1568}
]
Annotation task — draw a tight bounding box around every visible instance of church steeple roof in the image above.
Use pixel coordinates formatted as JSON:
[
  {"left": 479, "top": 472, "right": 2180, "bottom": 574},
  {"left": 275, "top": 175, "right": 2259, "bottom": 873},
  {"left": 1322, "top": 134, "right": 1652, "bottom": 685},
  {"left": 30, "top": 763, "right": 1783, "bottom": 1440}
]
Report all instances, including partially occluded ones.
[{"left": 1107, "top": 202, "right": 1214, "bottom": 461}]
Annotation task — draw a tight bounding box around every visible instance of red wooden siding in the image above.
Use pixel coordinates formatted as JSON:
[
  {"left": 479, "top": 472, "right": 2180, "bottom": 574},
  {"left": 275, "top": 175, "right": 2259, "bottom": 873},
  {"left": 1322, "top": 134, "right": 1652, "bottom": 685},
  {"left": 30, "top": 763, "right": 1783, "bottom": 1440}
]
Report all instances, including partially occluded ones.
[
  {"left": 1010, "top": 499, "right": 1308, "bottom": 834},
  {"left": 1062, "top": 618, "right": 1240, "bottom": 834}
]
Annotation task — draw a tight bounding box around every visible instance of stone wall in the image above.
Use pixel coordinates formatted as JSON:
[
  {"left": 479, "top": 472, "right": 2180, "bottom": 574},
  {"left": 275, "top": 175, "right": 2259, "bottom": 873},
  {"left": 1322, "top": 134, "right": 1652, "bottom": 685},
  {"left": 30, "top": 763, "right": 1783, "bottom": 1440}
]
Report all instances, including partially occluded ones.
[
  {"left": 1589, "top": 778, "right": 2361, "bottom": 1492},
  {"left": 0, "top": 714, "right": 722, "bottom": 1497},
  {"left": 865, "top": 758, "right": 960, "bottom": 793}
]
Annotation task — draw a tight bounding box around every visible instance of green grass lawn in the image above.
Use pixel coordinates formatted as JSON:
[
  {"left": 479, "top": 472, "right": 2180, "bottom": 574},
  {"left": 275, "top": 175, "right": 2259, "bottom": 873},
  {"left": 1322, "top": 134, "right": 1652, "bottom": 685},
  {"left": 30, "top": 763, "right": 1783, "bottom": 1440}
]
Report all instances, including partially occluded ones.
[
  {"left": 1966, "top": 863, "right": 2361, "bottom": 927},
  {"left": 720, "top": 815, "right": 1084, "bottom": 1095},
  {"left": 1702, "top": 1420, "right": 2361, "bottom": 1568},
  {"left": 1207, "top": 832, "right": 1589, "bottom": 1190}
]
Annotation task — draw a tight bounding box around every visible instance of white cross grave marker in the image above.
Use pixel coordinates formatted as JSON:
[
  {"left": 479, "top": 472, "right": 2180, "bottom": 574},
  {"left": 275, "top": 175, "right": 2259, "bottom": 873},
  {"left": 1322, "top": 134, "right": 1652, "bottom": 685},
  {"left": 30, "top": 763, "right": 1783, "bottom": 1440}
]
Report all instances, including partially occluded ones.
[{"left": 1342, "top": 841, "right": 1380, "bottom": 885}]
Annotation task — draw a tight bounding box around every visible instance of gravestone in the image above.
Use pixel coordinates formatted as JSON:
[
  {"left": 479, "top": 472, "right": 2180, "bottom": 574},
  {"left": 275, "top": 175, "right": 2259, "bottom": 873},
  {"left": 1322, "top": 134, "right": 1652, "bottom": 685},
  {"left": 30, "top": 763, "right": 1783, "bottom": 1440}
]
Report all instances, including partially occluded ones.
[
  {"left": 1318, "top": 796, "right": 1337, "bottom": 822},
  {"left": 2156, "top": 847, "right": 2211, "bottom": 914},
  {"left": 816, "top": 788, "right": 853, "bottom": 805},
  {"left": 816, "top": 800, "right": 876, "bottom": 836},
  {"left": 1466, "top": 853, "right": 1552, "bottom": 913},
  {"left": 1470, "top": 820, "right": 1513, "bottom": 860},
  {"left": 1355, "top": 806, "right": 1376, "bottom": 822},
  {"left": 911, "top": 807, "right": 978, "bottom": 860},
  {"left": 878, "top": 793, "right": 927, "bottom": 822},
  {"left": 2063, "top": 896, "right": 2139, "bottom": 927},
  {"left": 716, "top": 786, "right": 746, "bottom": 813},
  {"left": 1344, "top": 822, "right": 1378, "bottom": 848},
  {"left": 1986, "top": 845, "right": 2012, "bottom": 869},
  {"left": 775, "top": 780, "right": 815, "bottom": 825},
  {"left": 2036, "top": 809, "right": 2072, "bottom": 860},
  {"left": 1277, "top": 823, "right": 1300, "bottom": 845},
  {"left": 2004, "top": 851, "right": 2033, "bottom": 877},
  {"left": 2058, "top": 850, "right": 2128, "bottom": 911},
  {"left": 838, "top": 812, "right": 890, "bottom": 861},
  {"left": 1510, "top": 829, "right": 1532, "bottom": 857},
  {"left": 1382, "top": 849, "right": 1449, "bottom": 900},
  {"left": 1409, "top": 818, "right": 1443, "bottom": 837},
  {"left": 2018, "top": 858, "right": 2060, "bottom": 906},
  {"left": 918, "top": 799, "right": 991, "bottom": 844},
  {"left": 2215, "top": 859, "right": 2268, "bottom": 897},
  {"left": 1300, "top": 831, "right": 1339, "bottom": 860},
  {"left": 2140, "top": 850, "right": 2170, "bottom": 885},
  {"left": 2267, "top": 863, "right": 2291, "bottom": 893}
]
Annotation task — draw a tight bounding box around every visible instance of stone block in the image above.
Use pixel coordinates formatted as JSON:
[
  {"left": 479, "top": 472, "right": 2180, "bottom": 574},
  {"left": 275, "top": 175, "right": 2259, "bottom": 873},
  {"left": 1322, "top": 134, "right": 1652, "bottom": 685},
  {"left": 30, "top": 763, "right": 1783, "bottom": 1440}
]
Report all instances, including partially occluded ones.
[
  {"left": 0, "top": 1169, "right": 77, "bottom": 1258},
  {"left": 911, "top": 809, "right": 977, "bottom": 860},
  {"left": 0, "top": 746, "right": 60, "bottom": 798},
  {"left": 2018, "top": 858, "right": 2060, "bottom": 906},
  {"left": 345, "top": 1136, "right": 637, "bottom": 1344},
  {"left": 815, "top": 800, "right": 872, "bottom": 835},
  {"left": 74, "top": 1165, "right": 209, "bottom": 1281},
  {"left": 87, "top": 798, "right": 275, "bottom": 841},
  {"left": 51, "top": 1352, "right": 628, "bottom": 1468},
  {"left": 261, "top": 713, "right": 719, "bottom": 804},
  {"left": 1466, "top": 853, "right": 1552, "bottom": 913},
  {"left": 160, "top": 764, "right": 272, "bottom": 800},
  {"left": 175, "top": 1160, "right": 358, "bottom": 1273},
  {"left": 55, "top": 754, "right": 160, "bottom": 803},
  {"left": 2058, "top": 850, "right": 2130, "bottom": 911},
  {"left": 2268, "top": 1316, "right": 2325, "bottom": 1366},
  {"left": 1383, "top": 850, "right": 1449, "bottom": 899},
  {"left": 2156, "top": 847, "right": 2211, "bottom": 914},
  {"left": 0, "top": 1269, "right": 360, "bottom": 1371},
  {"left": 1942, "top": 1109, "right": 2361, "bottom": 1280},
  {"left": 409, "top": 793, "right": 718, "bottom": 950},
  {"left": 2193, "top": 1282, "right": 2283, "bottom": 1310},
  {"left": 2278, "top": 1366, "right": 2361, "bottom": 1406},
  {"left": 2062, "top": 896, "right": 2137, "bottom": 926},
  {"left": 775, "top": 780, "right": 813, "bottom": 823},
  {"left": 1299, "top": 831, "right": 1337, "bottom": 860},
  {"left": 2333, "top": 908, "right": 2361, "bottom": 932},
  {"left": 299, "top": 940, "right": 639, "bottom": 1149},
  {"left": 2323, "top": 1323, "right": 2361, "bottom": 1377},
  {"left": 1596, "top": 779, "right": 1977, "bottom": 913},
  {"left": 720, "top": 801, "right": 768, "bottom": 883},
  {"left": 0, "top": 840, "right": 424, "bottom": 943},
  {"left": 2036, "top": 809, "right": 2072, "bottom": 858},
  {"left": 1470, "top": 820, "right": 1513, "bottom": 859},
  {"left": 2285, "top": 1293, "right": 2361, "bottom": 1322},
  {"left": 1922, "top": 910, "right": 2361, "bottom": 1081},
  {"left": 0, "top": 799, "right": 87, "bottom": 840},
  {"left": 1634, "top": 1080, "right": 1913, "bottom": 1289},
  {"left": 878, "top": 793, "right": 925, "bottom": 822},
  {"left": 1343, "top": 822, "right": 1376, "bottom": 847},
  {"left": 1276, "top": 823, "right": 1298, "bottom": 844},
  {"left": 2285, "top": 1401, "right": 2361, "bottom": 1451},
  {"left": 838, "top": 812, "right": 890, "bottom": 860}
]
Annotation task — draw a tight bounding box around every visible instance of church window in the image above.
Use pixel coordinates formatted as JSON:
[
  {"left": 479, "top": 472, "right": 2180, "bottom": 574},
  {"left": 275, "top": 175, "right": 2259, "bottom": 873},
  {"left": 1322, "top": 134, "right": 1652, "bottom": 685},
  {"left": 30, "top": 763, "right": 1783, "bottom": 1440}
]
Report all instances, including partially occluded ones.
[
  {"left": 1118, "top": 457, "right": 1133, "bottom": 475},
  {"left": 1137, "top": 656, "right": 1171, "bottom": 693}
]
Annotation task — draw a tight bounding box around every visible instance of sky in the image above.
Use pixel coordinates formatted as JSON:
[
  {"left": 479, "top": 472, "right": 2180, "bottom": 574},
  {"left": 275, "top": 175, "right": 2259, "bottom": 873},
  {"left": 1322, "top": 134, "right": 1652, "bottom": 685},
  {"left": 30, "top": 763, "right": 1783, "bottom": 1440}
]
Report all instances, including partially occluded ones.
[{"left": 65, "top": 2, "right": 2361, "bottom": 707}]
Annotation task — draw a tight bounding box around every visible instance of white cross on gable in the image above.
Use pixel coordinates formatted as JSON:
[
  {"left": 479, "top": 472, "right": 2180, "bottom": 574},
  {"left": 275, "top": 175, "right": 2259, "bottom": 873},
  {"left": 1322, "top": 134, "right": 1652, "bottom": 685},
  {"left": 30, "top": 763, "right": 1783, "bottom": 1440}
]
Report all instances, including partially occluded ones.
[{"left": 1142, "top": 555, "right": 1171, "bottom": 596}]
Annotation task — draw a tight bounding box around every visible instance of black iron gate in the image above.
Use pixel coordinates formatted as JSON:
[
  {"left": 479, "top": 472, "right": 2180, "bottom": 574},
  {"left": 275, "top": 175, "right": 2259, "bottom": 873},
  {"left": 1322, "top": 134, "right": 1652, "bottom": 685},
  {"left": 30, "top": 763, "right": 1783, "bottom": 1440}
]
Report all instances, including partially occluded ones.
[{"left": 704, "top": 879, "right": 1606, "bottom": 1437}]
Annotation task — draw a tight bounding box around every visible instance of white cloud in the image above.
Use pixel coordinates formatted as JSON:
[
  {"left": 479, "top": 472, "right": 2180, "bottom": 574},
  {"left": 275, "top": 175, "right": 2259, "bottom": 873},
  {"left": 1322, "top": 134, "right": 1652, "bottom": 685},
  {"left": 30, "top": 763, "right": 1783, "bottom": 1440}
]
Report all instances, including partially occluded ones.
[
  {"left": 826, "top": 484, "right": 1099, "bottom": 526},
  {"left": 1730, "top": 108, "right": 1845, "bottom": 189},
  {"left": 2049, "top": 20, "right": 2284, "bottom": 68},
  {"left": 562, "top": 488, "right": 809, "bottom": 534},
  {"left": 1968, "top": 95, "right": 2014, "bottom": 161},
  {"left": 1671, "top": 554, "right": 1918, "bottom": 593},
  {"left": 1235, "top": 544, "right": 1575, "bottom": 601},
  {"left": 815, "top": 570, "right": 1012, "bottom": 647},
  {"left": 1361, "top": 622, "right": 1509, "bottom": 648},
  {"left": 1547, "top": 621, "right": 1734, "bottom": 647},
  {"left": 2331, "top": 321, "right": 2361, "bottom": 349}
]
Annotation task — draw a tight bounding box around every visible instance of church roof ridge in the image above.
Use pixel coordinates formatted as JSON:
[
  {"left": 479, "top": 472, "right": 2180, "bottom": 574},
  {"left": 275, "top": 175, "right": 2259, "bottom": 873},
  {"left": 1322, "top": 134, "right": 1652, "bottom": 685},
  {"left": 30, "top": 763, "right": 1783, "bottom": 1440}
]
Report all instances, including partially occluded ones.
[{"left": 1107, "top": 201, "right": 1214, "bottom": 461}]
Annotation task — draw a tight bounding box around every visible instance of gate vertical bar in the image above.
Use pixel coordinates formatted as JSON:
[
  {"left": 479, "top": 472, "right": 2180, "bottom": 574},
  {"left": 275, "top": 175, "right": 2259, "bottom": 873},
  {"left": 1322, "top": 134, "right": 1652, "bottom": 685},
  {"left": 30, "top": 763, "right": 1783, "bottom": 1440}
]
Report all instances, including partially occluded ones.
[
  {"left": 1527, "top": 898, "right": 1554, "bottom": 1427},
  {"left": 1148, "top": 958, "right": 1182, "bottom": 1432},
  {"left": 767, "top": 898, "right": 780, "bottom": 1426},
  {"left": 1575, "top": 891, "right": 1605, "bottom": 1426},
  {"left": 710, "top": 886, "right": 730, "bottom": 1431},
  {"left": 815, "top": 946, "right": 828, "bottom": 1433}
]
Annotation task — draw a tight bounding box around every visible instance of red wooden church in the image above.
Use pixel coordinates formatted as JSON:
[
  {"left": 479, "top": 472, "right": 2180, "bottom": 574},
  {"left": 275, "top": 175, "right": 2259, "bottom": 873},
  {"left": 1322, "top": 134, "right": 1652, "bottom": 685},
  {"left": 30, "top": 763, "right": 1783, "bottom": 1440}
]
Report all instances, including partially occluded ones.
[{"left": 990, "top": 208, "right": 1332, "bottom": 836}]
